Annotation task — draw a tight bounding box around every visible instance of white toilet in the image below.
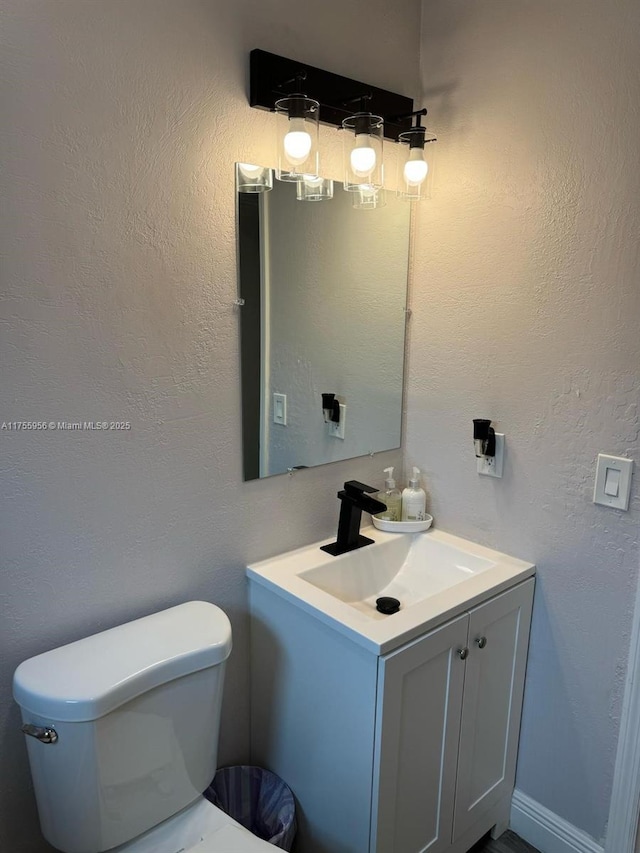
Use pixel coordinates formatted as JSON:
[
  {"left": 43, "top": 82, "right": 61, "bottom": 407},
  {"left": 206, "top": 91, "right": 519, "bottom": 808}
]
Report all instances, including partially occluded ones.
[{"left": 13, "top": 601, "right": 279, "bottom": 853}]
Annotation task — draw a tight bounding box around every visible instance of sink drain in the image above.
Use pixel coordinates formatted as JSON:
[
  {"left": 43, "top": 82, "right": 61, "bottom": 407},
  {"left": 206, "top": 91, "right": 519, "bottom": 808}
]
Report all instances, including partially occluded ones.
[{"left": 376, "top": 596, "right": 401, "bottom": 615}]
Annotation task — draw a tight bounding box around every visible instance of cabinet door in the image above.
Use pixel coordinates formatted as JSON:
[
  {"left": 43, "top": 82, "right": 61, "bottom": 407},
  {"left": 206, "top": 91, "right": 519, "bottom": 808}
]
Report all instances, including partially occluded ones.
[
  {"left": 453, "top": 578, "right": 534, "bottom": 840},
  {"left": 372, "top": 614, "right": 469, "bottom": 853}
]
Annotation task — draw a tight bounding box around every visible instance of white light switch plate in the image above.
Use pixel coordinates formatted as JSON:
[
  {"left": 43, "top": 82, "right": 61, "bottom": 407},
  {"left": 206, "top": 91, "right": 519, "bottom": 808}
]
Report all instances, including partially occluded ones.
[
  {"left": 477, "top": 433, "right": 504, "bottom": 478},
  {"left": 273, "top": 393, "right": 287, "bottom": 426},
  {"left": 329, "top": 403, "right": 346, "bottom": 439},
  {"left": 593, "top": 453, "right": 633, "bottom": 510}
]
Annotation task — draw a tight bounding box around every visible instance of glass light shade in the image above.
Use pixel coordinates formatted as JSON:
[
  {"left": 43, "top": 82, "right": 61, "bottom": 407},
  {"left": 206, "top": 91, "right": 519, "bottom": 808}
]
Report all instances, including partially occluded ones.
[
  {"left": 235, "top": 162, "right": 273, "bottom": 194},
  {"left": 396, "top": 128, "right": 436, "bottom": 200},
  {"left": 274, "top": 96, "right": 320, "bottom": 182},
  {"left": 352, "top": 185, "right": 387, "bottom": 210},
  {"left": 342, "top": 114, "right": 384, "bottom": 191},
  {"left": 296, "top": 175, "right": 334, "bottom": 202}
]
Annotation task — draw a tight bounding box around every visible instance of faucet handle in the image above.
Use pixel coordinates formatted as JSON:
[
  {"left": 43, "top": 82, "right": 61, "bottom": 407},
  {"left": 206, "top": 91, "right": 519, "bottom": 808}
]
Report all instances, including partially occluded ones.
[
  {"left": 343, "top": 480, "right": 379, "bottom": 497},
  {"left": 341, "top": 481, "right": 386, "bottom": 516}
]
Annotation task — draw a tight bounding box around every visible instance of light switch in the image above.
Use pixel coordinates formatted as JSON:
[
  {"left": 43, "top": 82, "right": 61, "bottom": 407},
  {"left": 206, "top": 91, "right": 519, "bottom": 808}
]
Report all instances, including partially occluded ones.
[
  {"left": 273, "top": 393, "right": 287, "bottom": 426},
  {"left": 593, "top": 454, "right": 633, "bottom": 510},
  {"left": 604, "top": 468, "right": 620, "bottom": 497}
]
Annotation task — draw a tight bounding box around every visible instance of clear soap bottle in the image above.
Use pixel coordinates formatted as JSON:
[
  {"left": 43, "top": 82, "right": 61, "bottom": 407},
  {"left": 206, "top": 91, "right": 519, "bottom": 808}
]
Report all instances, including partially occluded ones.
[{"left": 376, "top": 467, "right": 402, "bottom": 522}]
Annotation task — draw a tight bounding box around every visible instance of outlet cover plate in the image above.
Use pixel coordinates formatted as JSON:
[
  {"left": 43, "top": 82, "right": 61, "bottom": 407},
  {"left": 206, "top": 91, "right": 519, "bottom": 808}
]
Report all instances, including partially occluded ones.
[
  {"left": 477, "top": 433, "right": 505, "bottom": 478},
  {"left": 329, "top": 404, "right": 346, "bottom": 440}
]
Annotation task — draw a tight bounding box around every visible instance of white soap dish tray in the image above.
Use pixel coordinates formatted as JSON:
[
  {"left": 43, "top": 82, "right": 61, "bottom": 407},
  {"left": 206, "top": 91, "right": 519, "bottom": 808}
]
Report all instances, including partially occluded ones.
[{"left": 371, "top": 514, "right": 433, "bottom": 533}]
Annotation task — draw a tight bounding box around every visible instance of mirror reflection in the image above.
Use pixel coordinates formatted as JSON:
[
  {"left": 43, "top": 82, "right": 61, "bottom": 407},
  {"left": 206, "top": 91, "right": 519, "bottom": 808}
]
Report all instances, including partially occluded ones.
[{"left": 238, "top": 168, "right": 410, "bottom": 481}]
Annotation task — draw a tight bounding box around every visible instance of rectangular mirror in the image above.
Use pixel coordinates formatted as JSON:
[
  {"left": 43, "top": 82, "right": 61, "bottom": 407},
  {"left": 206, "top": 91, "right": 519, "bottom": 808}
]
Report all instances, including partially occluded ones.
[{"left": 237, "top": 167, "right": 411, "bottom": 480}]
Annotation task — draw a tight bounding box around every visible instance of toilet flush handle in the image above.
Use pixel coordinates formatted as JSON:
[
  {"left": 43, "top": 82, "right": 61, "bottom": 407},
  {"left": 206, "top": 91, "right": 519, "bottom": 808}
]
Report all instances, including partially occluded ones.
[{"left": 21, "top": 723, "right": 58, "bottom": 744}]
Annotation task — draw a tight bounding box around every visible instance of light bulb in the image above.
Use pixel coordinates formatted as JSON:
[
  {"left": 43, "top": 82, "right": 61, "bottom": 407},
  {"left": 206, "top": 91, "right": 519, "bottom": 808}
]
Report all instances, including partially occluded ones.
[
  {"left": 284, "top": 118, "right": 312, "bottom": 166},
  {"left": 350, "top": 134, "right": 377, "bottom": 176},
  {"left": 403, "top": 149, "right": 428, "bottom": 185},
  {"left": 238, "top": 163, "right": 263, "bottom": 179}
]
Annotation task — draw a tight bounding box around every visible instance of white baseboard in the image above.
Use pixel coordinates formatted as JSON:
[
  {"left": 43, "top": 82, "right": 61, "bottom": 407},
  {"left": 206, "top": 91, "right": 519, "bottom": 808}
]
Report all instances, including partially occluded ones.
[{"left": 510, "top": 789, "right": 604, "bottom": 853}]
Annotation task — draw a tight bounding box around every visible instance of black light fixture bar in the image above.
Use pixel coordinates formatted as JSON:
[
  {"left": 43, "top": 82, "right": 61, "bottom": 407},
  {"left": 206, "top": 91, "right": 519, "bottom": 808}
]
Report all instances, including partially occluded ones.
[{"left": 250, "top": 49, "right": 415, "bottom": 142}]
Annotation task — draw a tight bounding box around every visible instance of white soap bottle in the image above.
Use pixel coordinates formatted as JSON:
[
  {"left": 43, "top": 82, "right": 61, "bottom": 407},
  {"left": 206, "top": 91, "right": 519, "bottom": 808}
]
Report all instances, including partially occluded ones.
[
  {"left": 376, "top": 467, "right": 402, "bottom": 522},
  {"left": 401, "top": 467, "right": 427, "bottom": 521}
]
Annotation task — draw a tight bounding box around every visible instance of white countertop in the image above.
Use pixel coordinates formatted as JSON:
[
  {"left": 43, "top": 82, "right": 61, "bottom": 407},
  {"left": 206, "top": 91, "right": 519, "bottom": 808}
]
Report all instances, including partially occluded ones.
[{"left": 247, "top": 526, "right": 536, "bottom": 654}]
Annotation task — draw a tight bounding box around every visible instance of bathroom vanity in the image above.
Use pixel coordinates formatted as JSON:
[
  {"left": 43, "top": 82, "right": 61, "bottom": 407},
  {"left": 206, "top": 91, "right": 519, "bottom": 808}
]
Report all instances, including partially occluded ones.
[{"left": 248, "top": 528, "right": 535, "bottom": 853}]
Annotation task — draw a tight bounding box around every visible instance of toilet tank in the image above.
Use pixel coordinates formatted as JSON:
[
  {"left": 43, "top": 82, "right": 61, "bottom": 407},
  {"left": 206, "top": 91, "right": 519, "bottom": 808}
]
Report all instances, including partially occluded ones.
[{"left": 13, "top": 601, "right": 232, "bottom": 853}]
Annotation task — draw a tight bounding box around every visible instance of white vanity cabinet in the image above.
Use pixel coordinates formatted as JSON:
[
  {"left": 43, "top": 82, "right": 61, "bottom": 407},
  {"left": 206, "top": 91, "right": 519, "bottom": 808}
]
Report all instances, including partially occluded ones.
[
  {"left": 373, "top": 579, "right": 533, "bottom": 853},
  {"left": 249, "top": 576, "right": 534, "bottom": 853}
]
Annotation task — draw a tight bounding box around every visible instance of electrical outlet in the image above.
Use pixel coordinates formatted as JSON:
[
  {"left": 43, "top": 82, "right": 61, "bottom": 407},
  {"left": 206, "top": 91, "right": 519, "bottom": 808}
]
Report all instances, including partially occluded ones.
[
  {"left": 329, "top": 404, "right": 346, "bottom": 439},
  {"left": 477, "top": 433, "right": 504, "bottom": 478}
]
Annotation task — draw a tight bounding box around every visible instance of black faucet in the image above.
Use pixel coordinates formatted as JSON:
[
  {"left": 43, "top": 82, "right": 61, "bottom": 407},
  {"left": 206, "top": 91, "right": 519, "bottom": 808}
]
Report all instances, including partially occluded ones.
[{"left": 320, "top": 481, "right": 387, "bottom": 557}]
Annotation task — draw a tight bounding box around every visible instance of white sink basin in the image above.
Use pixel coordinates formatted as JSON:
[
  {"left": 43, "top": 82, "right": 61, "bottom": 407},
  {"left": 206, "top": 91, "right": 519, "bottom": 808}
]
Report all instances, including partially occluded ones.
[
  {"left": 300, "top": 534, "right": 495, "bottom": 616},
  {"left": 248, "top": 527, "right": 535, "bottom": 653}
]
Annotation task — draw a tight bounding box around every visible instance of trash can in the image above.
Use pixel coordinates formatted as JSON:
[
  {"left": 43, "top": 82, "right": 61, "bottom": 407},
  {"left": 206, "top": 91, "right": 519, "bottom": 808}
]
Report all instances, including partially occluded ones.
[{"left": 205, "top": 765, "right": 297, "bottom": 851}]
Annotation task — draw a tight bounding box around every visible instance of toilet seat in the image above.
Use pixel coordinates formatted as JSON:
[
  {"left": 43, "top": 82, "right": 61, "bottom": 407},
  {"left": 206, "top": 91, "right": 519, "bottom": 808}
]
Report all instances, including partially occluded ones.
[
  {"left": 111, "top": 796, "right": 277, "bottom": 853},
  {"left": 188, "top": 822, "right": 277, "bottom": 852}
]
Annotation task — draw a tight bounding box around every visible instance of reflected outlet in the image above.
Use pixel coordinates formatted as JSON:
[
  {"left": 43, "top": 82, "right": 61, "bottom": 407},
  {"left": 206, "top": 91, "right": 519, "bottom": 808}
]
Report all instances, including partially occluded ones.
[{"left": 329, "top": 404, "right": 346, "bottom": 440}]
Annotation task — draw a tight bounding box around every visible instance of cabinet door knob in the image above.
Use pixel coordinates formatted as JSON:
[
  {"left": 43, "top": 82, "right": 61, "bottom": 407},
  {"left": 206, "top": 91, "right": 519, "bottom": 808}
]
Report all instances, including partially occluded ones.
[
  {"left": 457, "top": 647, "right": 469, "bottom": 660},
  {"left": 475, "top": 636, "right": 487, "bottom": 649}
]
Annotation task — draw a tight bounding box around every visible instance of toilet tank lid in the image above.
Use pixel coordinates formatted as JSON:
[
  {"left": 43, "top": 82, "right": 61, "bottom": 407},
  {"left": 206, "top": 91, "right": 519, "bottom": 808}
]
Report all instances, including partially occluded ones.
[{"left": 13, "top": 601, "right": 232, "bottom": 723}]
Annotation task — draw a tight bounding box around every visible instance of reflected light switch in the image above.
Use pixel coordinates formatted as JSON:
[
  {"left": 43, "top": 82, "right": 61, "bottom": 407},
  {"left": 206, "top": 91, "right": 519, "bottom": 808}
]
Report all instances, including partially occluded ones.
[{"left": 273, "top": 393, "right": 287, "bottom": 426}]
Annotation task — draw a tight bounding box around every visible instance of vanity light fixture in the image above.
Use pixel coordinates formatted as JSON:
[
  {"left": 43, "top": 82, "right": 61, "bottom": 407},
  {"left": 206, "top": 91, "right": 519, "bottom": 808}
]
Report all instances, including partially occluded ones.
[
  {"left": 273, "top": 72, "right": 320, "bottom": 182},
  {"left": 342, "top": 104, "right": 384, "bottom": 192},
  {"left": 248, "top": 51, "right": 438, "bottom": 203},
  {"left": 396, "top": 108, "right": 437, "bottom": 201},
  {"left": 250, "top": 51, "right": 413, "bottom": 172},
  {"left": 296, "top": 175, "right": 334, "bottom": 202},
  {"left": 352, "top": 185, "right": 387, "bottom": 210},
  {"left": 235, "top": 162, "right": 273, "bottom": 194}
]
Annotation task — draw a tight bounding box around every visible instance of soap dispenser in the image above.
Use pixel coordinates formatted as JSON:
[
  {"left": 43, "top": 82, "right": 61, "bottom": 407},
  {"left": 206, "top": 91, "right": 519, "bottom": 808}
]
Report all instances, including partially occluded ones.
[
  {"left": 401, "top": 467, "right": 427, "bottom": 521},
  {"left": 376, "top": 467, "right": 402, "bottom": 522}
]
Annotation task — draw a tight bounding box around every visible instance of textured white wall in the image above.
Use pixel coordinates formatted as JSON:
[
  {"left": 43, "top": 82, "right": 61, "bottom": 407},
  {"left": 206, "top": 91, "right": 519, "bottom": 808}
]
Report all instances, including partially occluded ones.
[
  {"left": 0, "top": 2, "right": 420, "bottom": 849},
  {"left": 411, "top": 0, "right": 640, "bottom": 843}
]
